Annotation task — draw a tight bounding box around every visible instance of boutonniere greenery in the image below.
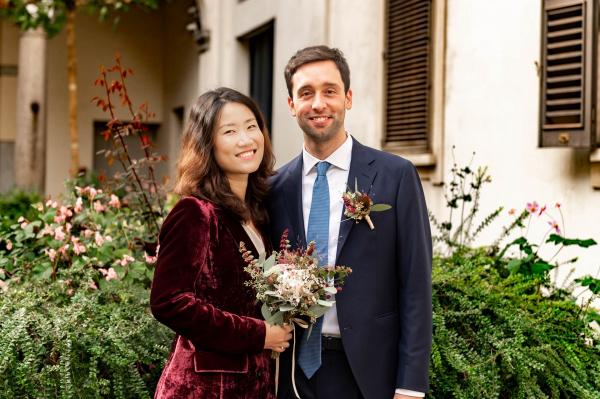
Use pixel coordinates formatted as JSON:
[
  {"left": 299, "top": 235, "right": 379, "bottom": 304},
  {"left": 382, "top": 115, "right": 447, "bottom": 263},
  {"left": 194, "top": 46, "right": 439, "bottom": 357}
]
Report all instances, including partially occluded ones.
[{"left": 342, "top": 179, "right": 391, "bottom": 230}]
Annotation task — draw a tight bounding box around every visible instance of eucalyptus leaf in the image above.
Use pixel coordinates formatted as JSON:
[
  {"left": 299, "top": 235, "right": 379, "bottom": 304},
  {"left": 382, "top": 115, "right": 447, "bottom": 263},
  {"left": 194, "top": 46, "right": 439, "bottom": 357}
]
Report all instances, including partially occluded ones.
[
  {"left": 370, "top": 204, "right": 392, "bottom": 212},
  {"left": 323, "top": 286, "right": 337, "bottom": 294},
  {"left": 267, "top": 311, "right": 284, "bottom": 325},
  {"left": 317, "top": 299, "right": 334, "bottom": 307},
  {"left": 261, "top": 303, "right": 272, "bottom": 320}
]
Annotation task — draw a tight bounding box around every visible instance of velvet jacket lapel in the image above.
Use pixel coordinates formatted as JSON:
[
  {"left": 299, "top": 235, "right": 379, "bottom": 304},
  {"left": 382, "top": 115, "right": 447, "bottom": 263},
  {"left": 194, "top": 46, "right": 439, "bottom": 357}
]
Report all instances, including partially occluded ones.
[{"left": 335, "top": 138, "right": 377, "bottom": 262}]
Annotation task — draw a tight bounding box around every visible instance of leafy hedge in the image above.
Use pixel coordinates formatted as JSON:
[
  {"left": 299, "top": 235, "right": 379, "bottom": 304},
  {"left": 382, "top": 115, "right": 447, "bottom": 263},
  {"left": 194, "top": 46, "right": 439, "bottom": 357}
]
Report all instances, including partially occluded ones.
[{"left": 430, "top": 250, "right": 600, "bottom": 398}]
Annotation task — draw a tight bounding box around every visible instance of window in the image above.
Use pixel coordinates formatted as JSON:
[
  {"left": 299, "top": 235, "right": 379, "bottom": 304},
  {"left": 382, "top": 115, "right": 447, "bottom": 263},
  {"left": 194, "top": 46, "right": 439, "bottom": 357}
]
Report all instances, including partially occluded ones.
[
  {"left": 240, "top": 21, "right": 275, "bottom": 135},
  {"left": 540, "top": 0, "right": 598, "bottom": 148},
  {"left": 384, "top": 0, "right": 433, "bottom": 154}
]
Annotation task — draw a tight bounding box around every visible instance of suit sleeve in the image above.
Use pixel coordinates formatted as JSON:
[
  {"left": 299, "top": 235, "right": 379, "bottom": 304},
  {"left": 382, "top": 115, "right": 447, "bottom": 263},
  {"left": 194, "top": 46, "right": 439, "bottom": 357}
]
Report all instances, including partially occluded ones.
[
  {"left": 150, "top": 198, "right": 266, "bottom": 354},
  {"left": 395, "top": 163, "right": 433, "bottom": 392}
]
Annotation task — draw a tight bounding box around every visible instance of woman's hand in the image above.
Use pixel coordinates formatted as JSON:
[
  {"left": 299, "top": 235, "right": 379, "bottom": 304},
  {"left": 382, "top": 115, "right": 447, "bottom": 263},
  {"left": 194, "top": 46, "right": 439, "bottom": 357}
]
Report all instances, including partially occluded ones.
[{"left": 264, "top": 322, "right": 293, "bottom": 353}]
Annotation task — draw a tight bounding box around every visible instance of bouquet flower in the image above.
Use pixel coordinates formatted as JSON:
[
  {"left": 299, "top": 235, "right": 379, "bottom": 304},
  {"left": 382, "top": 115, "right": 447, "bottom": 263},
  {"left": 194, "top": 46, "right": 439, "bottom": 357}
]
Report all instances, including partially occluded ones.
[{"left": 239, "top": 230, "right": 352, "bottom": 348}]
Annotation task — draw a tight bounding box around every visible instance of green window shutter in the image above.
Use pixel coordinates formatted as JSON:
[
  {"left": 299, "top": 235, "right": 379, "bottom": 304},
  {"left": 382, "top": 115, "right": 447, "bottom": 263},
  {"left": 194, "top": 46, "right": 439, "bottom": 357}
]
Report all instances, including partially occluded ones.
[{"left": 384, "top": 0, "right": 433, "bottom": 152}]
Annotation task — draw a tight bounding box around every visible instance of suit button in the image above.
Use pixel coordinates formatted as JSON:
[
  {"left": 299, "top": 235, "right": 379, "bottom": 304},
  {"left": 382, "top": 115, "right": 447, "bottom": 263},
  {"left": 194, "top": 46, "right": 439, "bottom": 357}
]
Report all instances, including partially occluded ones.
[{"left": 257, "top": 370, "right": 263, "bottom": 377}]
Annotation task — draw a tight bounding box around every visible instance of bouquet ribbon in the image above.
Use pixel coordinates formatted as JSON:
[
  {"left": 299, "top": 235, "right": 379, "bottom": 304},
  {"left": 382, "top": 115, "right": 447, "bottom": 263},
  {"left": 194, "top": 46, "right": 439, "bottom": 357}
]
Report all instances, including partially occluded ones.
[{"left": 275, "top": 317, "right": 310, "bottom": 399}]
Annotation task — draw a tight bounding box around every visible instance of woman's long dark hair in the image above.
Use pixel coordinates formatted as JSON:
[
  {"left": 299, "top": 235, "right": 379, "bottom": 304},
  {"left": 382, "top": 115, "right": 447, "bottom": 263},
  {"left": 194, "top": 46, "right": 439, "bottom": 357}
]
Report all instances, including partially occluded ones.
[{"left": 173, "top": 87, "right": 275, "bottom": 226}]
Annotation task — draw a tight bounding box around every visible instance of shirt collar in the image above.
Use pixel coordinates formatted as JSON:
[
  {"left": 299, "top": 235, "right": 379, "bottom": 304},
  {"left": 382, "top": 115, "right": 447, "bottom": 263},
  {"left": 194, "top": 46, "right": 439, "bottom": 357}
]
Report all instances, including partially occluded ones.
[{"left": 302, "top": 134, "right": 353, "bottom": 176}]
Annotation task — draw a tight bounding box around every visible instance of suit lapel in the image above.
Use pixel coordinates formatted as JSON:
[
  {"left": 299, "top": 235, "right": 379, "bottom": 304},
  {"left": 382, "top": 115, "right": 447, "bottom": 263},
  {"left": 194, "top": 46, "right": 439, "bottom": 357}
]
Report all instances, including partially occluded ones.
[
  {"left": 336, "top": 138, "right": 377, "bottom": 262},
  {"left": 281, "top": 155, "right": 307, "bottom": 248}
]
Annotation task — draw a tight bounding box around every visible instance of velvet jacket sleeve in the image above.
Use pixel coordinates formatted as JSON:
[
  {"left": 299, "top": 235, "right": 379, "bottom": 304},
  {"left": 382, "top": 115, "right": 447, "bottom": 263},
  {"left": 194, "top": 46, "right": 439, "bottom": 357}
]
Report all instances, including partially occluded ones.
[
  {"left": 150, "top": 197, "right": 266, "bottom": 354},
  {"left": 395, "top": 163, "right": 433, "bottom": 392}
]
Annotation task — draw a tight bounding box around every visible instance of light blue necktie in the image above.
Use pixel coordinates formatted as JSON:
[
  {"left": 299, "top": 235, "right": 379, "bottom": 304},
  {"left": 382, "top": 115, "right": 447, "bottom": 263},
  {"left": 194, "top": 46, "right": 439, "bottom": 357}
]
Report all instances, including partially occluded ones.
[{"left": 298, "top": 161, "right": 331, "bottom": 379}]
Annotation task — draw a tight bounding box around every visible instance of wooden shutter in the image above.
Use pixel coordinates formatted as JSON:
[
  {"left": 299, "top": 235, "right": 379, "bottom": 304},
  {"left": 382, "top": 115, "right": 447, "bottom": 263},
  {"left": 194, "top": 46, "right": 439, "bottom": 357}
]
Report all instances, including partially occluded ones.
[
  {"left": 540, "top": 0, "right": 595, "bottom": 148},
  {"left": 384, "top": 0, "right": 432, "bottom": 152}
]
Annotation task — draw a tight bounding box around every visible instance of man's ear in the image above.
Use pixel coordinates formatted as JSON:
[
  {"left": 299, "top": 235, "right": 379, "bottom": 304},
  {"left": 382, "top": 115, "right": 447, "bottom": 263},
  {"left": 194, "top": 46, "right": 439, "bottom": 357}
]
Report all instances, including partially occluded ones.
[
  {"left": 345, "top": 89, "right": 353, "bottom": 110},
  {"left": 287, "top": 96, "right": 297, "bottom": 117}
]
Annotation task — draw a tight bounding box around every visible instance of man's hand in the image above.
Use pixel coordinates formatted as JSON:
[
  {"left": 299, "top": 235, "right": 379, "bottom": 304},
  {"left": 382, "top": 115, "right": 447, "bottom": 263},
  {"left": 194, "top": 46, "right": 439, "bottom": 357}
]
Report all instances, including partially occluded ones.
[{"left": 394, "top": 395, "right": 420, "bottom": 399}]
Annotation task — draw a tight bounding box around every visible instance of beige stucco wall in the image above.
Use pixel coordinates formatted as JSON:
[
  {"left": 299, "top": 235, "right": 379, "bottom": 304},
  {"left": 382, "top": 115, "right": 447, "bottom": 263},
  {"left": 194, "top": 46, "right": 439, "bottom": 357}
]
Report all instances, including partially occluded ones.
[
  {"left": 45, "top": 9, "right": 165, "bottom": 195},
  {"left": 199, "top": 0, "right": 600, "bottom": 283},
  {"left": 432, "top": 0, "right": 600, "bottom": 282},
  {"left": 0, "top": 21, "right": 19, "bottom": 142}
]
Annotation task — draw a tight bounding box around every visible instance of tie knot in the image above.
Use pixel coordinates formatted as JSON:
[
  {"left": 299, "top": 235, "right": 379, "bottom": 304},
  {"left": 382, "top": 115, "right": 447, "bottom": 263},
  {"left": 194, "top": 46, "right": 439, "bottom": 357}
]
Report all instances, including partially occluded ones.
[{"left": 316, "top": 161, "right": 331, "bottom": 177}]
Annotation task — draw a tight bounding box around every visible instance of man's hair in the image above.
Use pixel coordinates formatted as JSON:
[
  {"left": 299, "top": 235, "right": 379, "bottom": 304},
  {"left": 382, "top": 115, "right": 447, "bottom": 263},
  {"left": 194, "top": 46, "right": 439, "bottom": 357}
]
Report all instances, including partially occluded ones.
[{"left": 284, "top": 45, "right": 351, "bottom": 97}]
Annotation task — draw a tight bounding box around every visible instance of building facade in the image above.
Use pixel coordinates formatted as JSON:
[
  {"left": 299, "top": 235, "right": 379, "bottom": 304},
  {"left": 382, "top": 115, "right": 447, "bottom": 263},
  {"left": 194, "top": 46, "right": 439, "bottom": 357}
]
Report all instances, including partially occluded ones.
[{"left": 1, "top": 0, "right": 599, "bottom": 281}]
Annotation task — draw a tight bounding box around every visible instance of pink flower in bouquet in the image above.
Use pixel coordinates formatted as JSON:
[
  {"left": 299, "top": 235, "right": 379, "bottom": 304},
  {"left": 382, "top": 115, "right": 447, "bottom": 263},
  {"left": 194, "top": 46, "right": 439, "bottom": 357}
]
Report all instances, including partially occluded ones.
[
  {"left": 88, "top": 281, "right": 98, "bottom": 290},
  {"left": 0, "top": 279, "right": 8, "bottom": 292},
  {"left": 45, "top": 200, "right": 57, "bottom": 209},
  {"left": 65, "top": 223, "right": 72, "bottom": 232},
  {"left": 108, "top": 194, "right": 121, "bottom": 209},
  {"left": 83, "top": 229, "right": 94, "bottom": 238},
  {"left": 39, "top": 224, "right": 53, "bottom": 237},
  {"left": 5, "top": 240, "right": 13, "bottom": 251}
]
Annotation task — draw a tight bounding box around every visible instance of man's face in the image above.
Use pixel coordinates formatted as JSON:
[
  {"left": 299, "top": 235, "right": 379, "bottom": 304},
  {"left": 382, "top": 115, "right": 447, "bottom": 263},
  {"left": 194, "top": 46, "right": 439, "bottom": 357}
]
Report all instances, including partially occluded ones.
[{"left": 288, "top": 60, "right": 352, "bottom": 145}]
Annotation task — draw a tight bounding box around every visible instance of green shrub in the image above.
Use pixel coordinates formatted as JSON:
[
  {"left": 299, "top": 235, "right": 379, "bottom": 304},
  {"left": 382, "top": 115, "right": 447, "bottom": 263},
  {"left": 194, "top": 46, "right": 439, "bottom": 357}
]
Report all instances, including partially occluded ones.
[
  {"left": 0, "top": 279, "right": 171, "bottom": 398},
  {"left": 0, "top": 189, "right": 41, "bottom": 231},
  {"left": 429, "top": 249, "right": 600, "bottom": 398}
]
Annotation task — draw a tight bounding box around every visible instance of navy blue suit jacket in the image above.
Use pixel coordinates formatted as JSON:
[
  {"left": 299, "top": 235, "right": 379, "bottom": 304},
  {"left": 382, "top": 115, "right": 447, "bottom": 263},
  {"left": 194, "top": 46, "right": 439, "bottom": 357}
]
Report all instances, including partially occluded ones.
[{"left": 267, "top": 138, "right": 432, "bottom": 398}]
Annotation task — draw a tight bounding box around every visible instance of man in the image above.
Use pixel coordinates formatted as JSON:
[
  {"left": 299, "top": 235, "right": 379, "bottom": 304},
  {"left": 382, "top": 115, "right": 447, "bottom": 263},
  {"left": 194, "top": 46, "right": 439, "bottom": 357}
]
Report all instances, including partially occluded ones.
[{"left": 267, "top": 45, "right": 432, "bottom": 399}]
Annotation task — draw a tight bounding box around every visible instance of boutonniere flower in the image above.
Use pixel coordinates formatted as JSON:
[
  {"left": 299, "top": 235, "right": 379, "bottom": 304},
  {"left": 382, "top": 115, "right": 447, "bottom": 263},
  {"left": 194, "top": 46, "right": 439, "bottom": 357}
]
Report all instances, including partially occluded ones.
[{"left": 342, "top": 179, "right": 391, "bottom": 230}]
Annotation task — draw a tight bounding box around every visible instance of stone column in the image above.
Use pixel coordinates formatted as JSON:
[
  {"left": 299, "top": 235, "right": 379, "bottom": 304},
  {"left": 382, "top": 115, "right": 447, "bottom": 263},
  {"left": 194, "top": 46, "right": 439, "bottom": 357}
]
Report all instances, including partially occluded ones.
[{"left": 15, "top": 27, "right": 46, "bottom": 192}]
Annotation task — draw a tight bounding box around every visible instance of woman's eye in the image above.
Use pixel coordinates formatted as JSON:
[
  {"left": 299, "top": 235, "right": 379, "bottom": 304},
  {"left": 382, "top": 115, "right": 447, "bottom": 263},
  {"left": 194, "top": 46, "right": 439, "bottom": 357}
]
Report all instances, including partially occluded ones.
[
  {"left": 247, "top": 124, "right": 257, "bottom": 130},
  {"left": 224, "top": 129, "right": 235, "bottom": 135}
]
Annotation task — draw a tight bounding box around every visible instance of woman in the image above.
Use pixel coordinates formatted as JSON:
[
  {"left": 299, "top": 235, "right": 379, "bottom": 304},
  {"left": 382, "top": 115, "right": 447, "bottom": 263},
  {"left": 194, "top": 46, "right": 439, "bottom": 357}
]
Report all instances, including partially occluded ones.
[{"left": 150, "top": 88, "right": 293, "bottom": 398}]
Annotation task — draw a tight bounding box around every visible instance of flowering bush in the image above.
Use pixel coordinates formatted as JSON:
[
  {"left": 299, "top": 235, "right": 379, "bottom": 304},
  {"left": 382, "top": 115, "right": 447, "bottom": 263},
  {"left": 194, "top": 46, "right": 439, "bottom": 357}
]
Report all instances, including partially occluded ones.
[{"left": 0, "top": 184, "right": 158, "bottom": 291}]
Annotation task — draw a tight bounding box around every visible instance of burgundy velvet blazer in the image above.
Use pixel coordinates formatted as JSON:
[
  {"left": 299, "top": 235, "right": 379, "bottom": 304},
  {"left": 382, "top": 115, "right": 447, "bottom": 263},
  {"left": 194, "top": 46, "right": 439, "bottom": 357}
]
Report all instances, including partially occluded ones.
[{"left": 150, "top": 197, "right": 275, "bottom": 399}]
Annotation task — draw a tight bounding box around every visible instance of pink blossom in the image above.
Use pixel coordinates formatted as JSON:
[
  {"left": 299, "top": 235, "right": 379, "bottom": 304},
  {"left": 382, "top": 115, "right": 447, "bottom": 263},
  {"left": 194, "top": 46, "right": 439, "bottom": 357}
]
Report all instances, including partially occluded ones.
[
  {"left": 105, "top": 267, "right": 118, "bottom": 281},
  {"left": 93, "top": 201, "right": 105, "bottom": 213},
  {"left": 88, "top": 281, "right": 98, "bottom": 290},
  {"left": 20, "top": 221, "right": 28, "bottom": 229},
  {"left": 118, "top": 254, "right": 135, "bottom": 266},
  {"left": 0, "top": 279, "right": 8, "bottom": 292},
  {"left": 58, "top": 244, "right": 69, "bottom": 255},
  {"left": 526, "top": 201, "right": 539, "bottom": 214},
  {"left": 88, "top": 187, "right": 98, "bottom": 200},
  {"left": 538, "top": 205, "right": 547, "bottom": 216},
  {"left": 54, "top": 226, "right": 66, "bottom": 241},
  {"left": 5, "top": 240, "right": 13, "bottom": 251},
  {"left": 74, "top": 197, "right": 83, "bottom": 213},
  {"left": 66, "top": 288, "right": 74, "bottom": 296},
  {"left": 45, "top": 200, "right": 57, "bottom": 209},
  {"left": 18, "top": 216, "right": 25, "bottom": 223},
  {"left": 108, "top": 194, "right": 121, "bottom": 209},
  {"left": 54, "top": 214, "right": 66, "bottom": 224},
  {"left": 45, "top": 248, "right": 57, "bottom": 262},
  {"left": 71, "top": 238, "right": 86, "bottom": 255},
  {"left": 94, "top": 232, "right": 105, "bottom": 246},
  {"left": 83, "top": 229, "right": 94, "bottom": 238},
  {"left": 548, "top": 220, "right": 561, "bottom": 234},
  {"left": 144, "top": 252, "right": 157, "bottom": 264},
  {"left": 105, "top": 235, "right": 113, "bottom": 242},
  {"left": 65, "top": 223, "right": 72, "bottom": 232},
  {"left": 39, "top": 224, "right": 53, "bottom": 237}
]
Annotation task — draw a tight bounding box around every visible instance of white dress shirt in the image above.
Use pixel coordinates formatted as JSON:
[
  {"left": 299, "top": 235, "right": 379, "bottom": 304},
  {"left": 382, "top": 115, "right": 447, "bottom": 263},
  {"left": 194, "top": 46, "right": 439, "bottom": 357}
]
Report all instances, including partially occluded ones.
[{"left": 301, "top": 135, "right": 424, "bottom": 398}]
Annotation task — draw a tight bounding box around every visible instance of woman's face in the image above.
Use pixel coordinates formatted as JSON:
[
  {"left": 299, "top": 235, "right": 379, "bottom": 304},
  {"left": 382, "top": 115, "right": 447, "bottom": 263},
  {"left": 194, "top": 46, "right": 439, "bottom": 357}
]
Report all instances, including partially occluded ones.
[{"left": 213, "top": 102, "right": 265, "bottom": 180}]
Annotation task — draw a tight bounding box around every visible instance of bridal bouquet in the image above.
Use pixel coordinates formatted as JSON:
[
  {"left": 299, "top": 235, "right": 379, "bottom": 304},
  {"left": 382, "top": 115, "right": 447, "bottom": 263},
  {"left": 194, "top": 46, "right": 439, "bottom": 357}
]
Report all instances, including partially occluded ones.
[{"left": 239, "top": 229, "right": 352, "bottom": 333}]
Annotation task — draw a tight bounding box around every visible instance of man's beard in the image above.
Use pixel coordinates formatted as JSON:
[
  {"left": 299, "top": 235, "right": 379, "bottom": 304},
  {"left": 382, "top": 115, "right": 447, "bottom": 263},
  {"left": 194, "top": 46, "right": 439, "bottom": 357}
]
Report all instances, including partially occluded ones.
[{"left": 298, "top": 115, "right": 345, "bottom": 143}]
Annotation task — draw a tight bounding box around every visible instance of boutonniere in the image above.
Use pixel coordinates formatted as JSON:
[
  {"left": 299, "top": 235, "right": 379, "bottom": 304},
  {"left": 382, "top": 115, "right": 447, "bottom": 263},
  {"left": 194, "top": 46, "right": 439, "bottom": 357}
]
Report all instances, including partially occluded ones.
[{"left": 342, "top": 179, "right": 391, "bottom": 230}]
